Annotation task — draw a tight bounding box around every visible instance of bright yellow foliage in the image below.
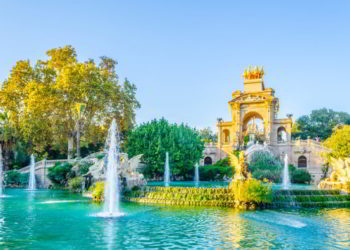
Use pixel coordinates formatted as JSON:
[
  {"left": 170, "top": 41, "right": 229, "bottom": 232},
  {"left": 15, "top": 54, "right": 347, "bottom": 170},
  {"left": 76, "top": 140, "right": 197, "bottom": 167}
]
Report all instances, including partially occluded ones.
[
  {"left": 0, "top": 46, "right": 140, "bottom": 154},
  {"left": 323, "top": 125, "right": 350, "bottom": 159}
]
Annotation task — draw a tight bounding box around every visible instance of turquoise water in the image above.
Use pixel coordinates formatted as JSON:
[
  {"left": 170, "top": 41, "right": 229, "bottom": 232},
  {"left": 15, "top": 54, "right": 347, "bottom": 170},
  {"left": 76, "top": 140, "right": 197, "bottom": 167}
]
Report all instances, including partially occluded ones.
[
  {"left": 1, "top": 189, "right": 350, "bottom": 249},
  {"left": 271, "top": 183, "right": 318, "bottom": 190},
  {"left": 147, "top": 181, "right": 230, "bottom": 188},
  {"left": 147, "top": 181, "right": 318, "bottom": 190}
]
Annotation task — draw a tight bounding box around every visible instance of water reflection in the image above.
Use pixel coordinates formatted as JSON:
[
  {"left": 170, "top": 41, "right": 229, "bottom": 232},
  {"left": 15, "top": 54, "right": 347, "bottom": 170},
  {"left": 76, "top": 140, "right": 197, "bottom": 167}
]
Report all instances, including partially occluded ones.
[
  {"left": 103, "top": 219, "right": 117, "bottom": 250},
  {"left": 323, "top": 209, "right": 350, "bottom": 248}
]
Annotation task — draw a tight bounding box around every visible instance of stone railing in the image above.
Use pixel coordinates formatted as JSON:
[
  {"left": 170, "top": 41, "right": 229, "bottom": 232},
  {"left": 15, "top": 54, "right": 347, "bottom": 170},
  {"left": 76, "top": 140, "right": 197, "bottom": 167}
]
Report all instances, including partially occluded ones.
[
  {"left": 17, "top": 159, "right": 70, "bottom": 173},
  {"left": 10, "top": 159, "right": 71, "bottom": 188}
]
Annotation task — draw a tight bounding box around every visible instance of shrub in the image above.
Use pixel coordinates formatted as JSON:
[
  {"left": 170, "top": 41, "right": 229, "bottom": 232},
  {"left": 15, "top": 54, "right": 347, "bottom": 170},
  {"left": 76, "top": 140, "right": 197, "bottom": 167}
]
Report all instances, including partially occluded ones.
[
  {"left": 249, "top": 151, "right": 282, "bottom": 183},
  {"left": 290, "top": 167, "right": 312, "bottom": 184},
  {"left": 200, "top": 165, "right": 233, "bottom": 181},
  {"left": 68, "top": 177, "right": 84, "bottom": 192},
  {"left": 5, "top": 170, "right": 21, "bottom": 185},
  {"left": 96, "top": 153, "right": 105, "bottom": 160},
  {"left": 200, "top": 158, "right": 233, "bottom": 181},
  {"left": 131, "top": 186, "right": 141, "bottom": 192},
  {"left": 91, "top": 181, "right": 104, "bottom": 201},
  {"left": 79, "top": 162, "right": 92, "bottom": 175},
  {"left": 4, "top": 171, "right": 29, "bottom": 187},
  {"left": 231, "top": 179, "right": 272, "bottom": 207},
  {"left": 19, "top": 173, "right": 29, "bottom": 186},
  {"left": 47, "top": 162, "right": 74, "bottom": 186}
]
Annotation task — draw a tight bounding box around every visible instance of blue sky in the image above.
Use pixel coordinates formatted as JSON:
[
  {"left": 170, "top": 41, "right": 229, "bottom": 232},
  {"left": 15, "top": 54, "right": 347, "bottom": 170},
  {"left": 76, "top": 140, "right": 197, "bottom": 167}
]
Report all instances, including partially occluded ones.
[{"left": 1, "top": 1, "right": 349, "bottom": 130}]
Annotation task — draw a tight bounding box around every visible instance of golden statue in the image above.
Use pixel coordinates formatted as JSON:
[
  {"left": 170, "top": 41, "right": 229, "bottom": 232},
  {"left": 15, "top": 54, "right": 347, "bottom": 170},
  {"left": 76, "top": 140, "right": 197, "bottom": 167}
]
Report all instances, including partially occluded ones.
[
  {"left": 241, "top": 66, "right": 265, "bottom": 80},
  {"left": 236, "top": 151, "right": 248, "bottom": 180},
  {"left": 228, "top": 151, "right": 248, "bottom": 180}
]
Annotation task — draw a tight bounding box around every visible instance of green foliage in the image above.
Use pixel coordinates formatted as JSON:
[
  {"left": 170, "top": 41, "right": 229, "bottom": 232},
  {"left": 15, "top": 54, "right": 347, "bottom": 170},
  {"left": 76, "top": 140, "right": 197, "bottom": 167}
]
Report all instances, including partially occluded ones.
[
  {"left": 244, "top": 136, "right": 249, "bottom": 145},
  {"left": 292, "top": 108, "right": 350, "bottom": 140},
  {"left": 79, "top": 162, "right": 92, "bottom": 175},
  {"left": 96, "top": 153, "right": 105, "bottom": 160},
  {"left": 4, "top": 170, "right": 29, "bottom": 186},
  {"left": 200, "top": 165, "right": 233, "bottom": 181},
  {"left": 9, "top": 141, "right": 31, "bottom": 169},
  {"left": 68, "top": 177, "right": 84, "bottom": 192},
  {"left": 248, "top": 151, "right": 282, "bottom": 183},
  {"left": 127, "top": 118, "right": 204, "bottom": 180},
  {"left": 131, "top": 186, "right": 141, "bottom": 192},
  {"left": 323, "top": 125, "right": 350, "bottom": 159},
  {"left": 199, "top": 157, "right": 233, "bottom": 181},
  {"left": 231, "top": 179, "right": 272, "bottom": 209},
  {"left": 47, "top": 162, "right": 74, "bottom": 186},
  {"left": 4, "top": 170, "right": 21, "bottom": 185},
  {"left": 288, "top": 165, "right": 312, "bottom": 184},
  {"left": 199, "top": 127, "right": 217, "bottom": 142},
  {"left": 19, "top": 173, "right": 29, "bottom": 186}
]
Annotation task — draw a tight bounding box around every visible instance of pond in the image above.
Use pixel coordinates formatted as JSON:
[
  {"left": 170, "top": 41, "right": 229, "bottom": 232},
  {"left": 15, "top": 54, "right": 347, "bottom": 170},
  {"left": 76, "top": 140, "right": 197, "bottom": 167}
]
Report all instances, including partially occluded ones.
[
  {"left": 147, "top": 181, "right": 318, "bottom": 190},
  {"left": 0, "top": 189, "right": 349, "bottom": 249},
  {"left": 147, "top": 181, "right": 230, "bottom": 188}
]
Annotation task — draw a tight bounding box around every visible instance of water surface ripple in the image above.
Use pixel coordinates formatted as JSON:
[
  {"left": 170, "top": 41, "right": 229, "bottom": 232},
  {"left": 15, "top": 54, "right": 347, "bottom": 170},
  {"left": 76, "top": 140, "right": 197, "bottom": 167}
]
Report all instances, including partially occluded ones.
[{"left": 0, "top": 189, "right": 349, "bottom": 249}]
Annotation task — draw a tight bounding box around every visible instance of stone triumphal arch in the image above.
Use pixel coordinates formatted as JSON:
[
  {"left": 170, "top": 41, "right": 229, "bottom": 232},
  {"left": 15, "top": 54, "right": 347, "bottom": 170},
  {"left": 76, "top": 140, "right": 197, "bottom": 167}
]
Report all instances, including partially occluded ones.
[
  {"left": 217, "top": 66, "right": 292, "bottom": 153},
  {"left": 204, "top": 66, "right": 331, "bottom": 183}
]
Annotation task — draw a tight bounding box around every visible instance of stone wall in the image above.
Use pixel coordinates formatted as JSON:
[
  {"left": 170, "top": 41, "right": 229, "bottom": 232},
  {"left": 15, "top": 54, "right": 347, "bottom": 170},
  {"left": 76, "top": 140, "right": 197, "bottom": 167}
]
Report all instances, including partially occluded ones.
[
  {"left": 203, "top": 140, "right": 330, "bottom": 184},
  {"left": 269, "top": 139, "right": 330, "bottom": 183},
  {"left": 200, "top": 143, "right": 228, "bottom": 166}
]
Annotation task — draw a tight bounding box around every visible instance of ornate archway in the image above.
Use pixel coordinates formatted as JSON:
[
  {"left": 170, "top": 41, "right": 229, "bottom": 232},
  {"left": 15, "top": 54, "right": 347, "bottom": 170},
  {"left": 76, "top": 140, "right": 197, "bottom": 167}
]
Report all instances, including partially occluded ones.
[
  {"left": 277, "top": 126, "right": 287, "bottom": 143},
  {"left": 223, "top": 129, "right": 230, "bottom": 144},
  {"left": 242, "top": 112, "right": 265, "bottom": 143},
  {"left": 298, "top": 156, "right": 307, "bottom": 168},
  {"left": 204, "top": 157, "right": 212, "bottom": 166}
]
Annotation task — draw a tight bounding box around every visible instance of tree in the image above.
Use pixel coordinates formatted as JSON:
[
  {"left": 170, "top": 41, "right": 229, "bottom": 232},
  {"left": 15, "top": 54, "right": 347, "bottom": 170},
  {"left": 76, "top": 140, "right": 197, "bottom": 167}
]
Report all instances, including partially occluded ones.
[
  {"left": 127, "top": 118, "right": 204, "bottom": 180},
  {"left": 0, "top": 112, "right": 17, "bottom": 170},
  {"left": 0, "top": 46, "right": 140, "bottom": 159},
  {"left": 323, "top": 125, "right": 350, "bottom": 159},
  {"left": 199, "top": 127, "right": 217, "bottom": 142},
  {"left": 292, "top": 108, "right": 350, "bottom": 140}
]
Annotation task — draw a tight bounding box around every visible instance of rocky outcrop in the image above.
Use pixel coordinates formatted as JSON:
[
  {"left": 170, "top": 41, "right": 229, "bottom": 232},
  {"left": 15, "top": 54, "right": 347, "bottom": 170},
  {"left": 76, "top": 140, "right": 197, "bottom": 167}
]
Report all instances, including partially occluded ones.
[{"left": 319, "top": 157, "right": 350, "bottom": 193}]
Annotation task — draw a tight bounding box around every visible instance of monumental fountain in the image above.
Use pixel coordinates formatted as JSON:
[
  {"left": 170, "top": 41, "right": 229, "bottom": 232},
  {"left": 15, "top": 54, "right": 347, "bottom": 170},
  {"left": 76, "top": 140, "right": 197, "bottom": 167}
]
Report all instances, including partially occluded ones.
[
  {"left": 96, "top": 119, "right": 124, "bottom": 217},
  {"left": 282, "top": 154, "right": 290, "bottom": 190},
  {"left": 164, "top": 152, "right": 170, "bottom": 187},
  {"left": 28, "top": 154, "right": 36, "bottom": 190},
  {"left": 194, "top": 162, "right": 200, "bottom": 186}
]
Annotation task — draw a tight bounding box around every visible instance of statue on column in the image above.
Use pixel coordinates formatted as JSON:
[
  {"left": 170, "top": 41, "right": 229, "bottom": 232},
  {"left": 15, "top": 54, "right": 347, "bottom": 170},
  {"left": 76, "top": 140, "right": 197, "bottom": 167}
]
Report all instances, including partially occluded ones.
[{"left": 234, "top": 151, "right": 248, "bottom": 180}]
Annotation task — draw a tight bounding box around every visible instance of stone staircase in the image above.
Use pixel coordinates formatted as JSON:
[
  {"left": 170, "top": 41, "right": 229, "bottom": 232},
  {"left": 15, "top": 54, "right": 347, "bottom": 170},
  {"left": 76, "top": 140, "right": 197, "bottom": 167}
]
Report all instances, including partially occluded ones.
[{"left": 270, "top": 189, "right": 350, "bottom": 208}]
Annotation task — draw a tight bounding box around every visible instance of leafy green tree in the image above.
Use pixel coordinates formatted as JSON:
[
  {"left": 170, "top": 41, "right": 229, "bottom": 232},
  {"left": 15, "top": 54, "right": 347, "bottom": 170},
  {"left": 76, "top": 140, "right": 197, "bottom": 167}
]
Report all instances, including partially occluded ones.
[
  {"left": 292, "top": 108, "right": 350, "bottom": 140},
  {"left": 199, "top": 127, "right": 217, "bottom": 142},
  {"left": 127, "top": 118, "right": 204, "bottom": 180}
]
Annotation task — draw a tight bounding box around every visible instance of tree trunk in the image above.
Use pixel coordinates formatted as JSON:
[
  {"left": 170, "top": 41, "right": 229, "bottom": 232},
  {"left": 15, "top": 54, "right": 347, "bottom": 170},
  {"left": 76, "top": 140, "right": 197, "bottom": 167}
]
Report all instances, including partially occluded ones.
[
  {"left": 76, "top": 120, "right": 81, "bottom": 158},
  {"left": 68, "top": 135, "right": 74, "bottom": 160},
  {"left": 1, "top": 141, "right": 12, "bottom": 171}
]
